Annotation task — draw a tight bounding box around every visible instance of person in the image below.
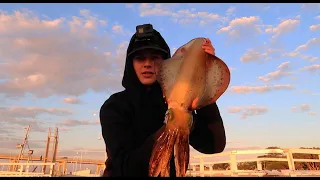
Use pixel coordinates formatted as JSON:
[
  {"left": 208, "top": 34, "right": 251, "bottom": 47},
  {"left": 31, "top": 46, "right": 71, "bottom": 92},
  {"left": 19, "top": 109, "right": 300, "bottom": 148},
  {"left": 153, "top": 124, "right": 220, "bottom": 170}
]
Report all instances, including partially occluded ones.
[{"left": 99, "top": 24, "right": 226, "bottom": 177}]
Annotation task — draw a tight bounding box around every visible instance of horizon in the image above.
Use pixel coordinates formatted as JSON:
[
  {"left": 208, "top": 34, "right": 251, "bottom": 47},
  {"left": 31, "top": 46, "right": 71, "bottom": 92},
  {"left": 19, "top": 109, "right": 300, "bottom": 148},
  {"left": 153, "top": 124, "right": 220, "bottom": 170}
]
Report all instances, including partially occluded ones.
[{"left": 0, "top": 3, "right": 319, "bottom": 164}]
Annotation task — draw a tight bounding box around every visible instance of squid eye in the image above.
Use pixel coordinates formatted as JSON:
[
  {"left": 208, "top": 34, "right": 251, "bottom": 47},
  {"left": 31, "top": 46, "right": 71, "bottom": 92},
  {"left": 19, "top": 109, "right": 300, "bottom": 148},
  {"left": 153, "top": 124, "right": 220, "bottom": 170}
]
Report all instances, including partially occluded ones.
[{"left": 165, "top": 109, "right": 173, "bottom": 122}]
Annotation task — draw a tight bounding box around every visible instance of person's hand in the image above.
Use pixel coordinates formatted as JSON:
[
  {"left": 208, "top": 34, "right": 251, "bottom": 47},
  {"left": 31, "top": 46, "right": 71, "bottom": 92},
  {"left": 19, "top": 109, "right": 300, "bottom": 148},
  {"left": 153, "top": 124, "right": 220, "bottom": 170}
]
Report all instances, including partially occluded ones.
[{"left": 202, "top": 38, "right": 215, "bottom": 56}]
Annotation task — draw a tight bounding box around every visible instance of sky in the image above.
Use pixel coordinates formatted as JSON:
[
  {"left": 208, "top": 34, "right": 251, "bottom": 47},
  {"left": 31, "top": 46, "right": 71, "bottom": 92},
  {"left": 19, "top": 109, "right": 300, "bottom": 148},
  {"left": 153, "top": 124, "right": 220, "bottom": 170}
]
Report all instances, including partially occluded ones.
[{"left": 0, "top": 3, "right": 319, "bottom": 163}]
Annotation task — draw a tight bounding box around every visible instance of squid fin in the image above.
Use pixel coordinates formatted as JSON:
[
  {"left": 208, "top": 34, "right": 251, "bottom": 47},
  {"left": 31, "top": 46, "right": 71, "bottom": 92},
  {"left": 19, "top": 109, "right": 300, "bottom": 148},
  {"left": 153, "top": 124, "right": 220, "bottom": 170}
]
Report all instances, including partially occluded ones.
[{"left": 193, "top": 54, "right": 231, "bottom": 109}]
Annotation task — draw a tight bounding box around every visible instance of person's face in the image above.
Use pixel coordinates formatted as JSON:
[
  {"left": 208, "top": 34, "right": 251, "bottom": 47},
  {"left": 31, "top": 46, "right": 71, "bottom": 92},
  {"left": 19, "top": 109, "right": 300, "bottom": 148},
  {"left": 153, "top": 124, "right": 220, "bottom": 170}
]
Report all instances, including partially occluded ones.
[{"left": 132, "top": 49, "right": 165, "bottom": 86}]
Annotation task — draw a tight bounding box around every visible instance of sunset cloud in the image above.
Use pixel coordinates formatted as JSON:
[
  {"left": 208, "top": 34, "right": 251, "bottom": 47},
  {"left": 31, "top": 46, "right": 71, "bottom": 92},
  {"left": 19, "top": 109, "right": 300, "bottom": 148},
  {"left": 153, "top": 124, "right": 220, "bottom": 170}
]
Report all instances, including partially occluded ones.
[
  {"left": 230, "top": 84, "right": 295, "bottom": 94},
  {"left": 227, "top": 104, "right": 268, "bottom": 119},
  {"left": 1, "top": 106, "right": 72, "bottom": 118},
  {"left": 240, "top": 47, "right": 282, "bottom": 63},
  {"left": 227, "top": 106, "right": 242, "bottom": 113},
  {"left": 291, "top": 104, "right": 317, "bottom": 116},
  {"left": 112, "top": 24, "right": 124, "bottom": 33},
  {"left": 137, "top": 3, "right": 224, "bottom": 26},
  {"left": 265, "top": 17, "right": 300, "bottom": 39},
  {"left": 217, "top": 16, "right": 263, "bottom": 40},
  {"left": 0, "top": 106, "right": 72, "bottom": 132},
  {"left": 57, "top": 119, "right": 99, "bottom": 127},
  {"left": 308, "top": 112, "right": 317, "bottom": 116},
  {"left": 283, "top": 37, "right": 320, "bottom": 62},
  {"left": 301, "top": 64, "right": 320, "bottom": 72},
  {"left": 63, "top": 97, "right": 82, "bottom": 104},
  {"left": 0, "top": 9, "right": 125, "bottom": 98},
  {"left": 310, "top": 24, "right": 320, "bottom": 31},
  {"left": 0, "top": 138, "right": 46, "bottom": 150},
  {"left": 258, "top": 62, "right": 293, "bottom": 82}
]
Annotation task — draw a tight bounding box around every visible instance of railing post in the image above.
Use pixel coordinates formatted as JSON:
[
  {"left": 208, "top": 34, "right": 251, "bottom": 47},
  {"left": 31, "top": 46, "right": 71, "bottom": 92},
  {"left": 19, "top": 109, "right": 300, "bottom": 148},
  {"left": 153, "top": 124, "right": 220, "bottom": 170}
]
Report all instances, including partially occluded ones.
[
  {"left": 49, "top": 164, "right": 54, "bottom": 177},
  {"left": 26, "top": 164, "right": 30, "bottom": 174},
  {"left": 209, "top": 165, "right": 213, "bottom": 177},
  {"left": 257, "top": 161, "right": 262, "bottom": 170},
  {"left": 199, "top": 157, "right": 204, "bottom": 177},
  {"left": 19, "top": 164, "right": 23, "bottom": 176},
  {"left": 230, "top": 152, "right": 238, "bottom": 177},
  {"left": 285, "top": 150, "right": 296, "bottom": 177},
  {"left": 192, "top": 165, "right": 196, "bottom": 172},
  {"left": 286, "top": 150, "right": 295, "bottom": 171}
]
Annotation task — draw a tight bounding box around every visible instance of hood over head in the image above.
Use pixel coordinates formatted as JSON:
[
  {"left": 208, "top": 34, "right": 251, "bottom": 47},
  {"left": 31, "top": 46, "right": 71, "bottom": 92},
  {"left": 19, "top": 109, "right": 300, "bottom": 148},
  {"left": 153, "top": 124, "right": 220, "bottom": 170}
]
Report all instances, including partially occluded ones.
[{"left": 122, "top": 24, "right": 171, "bottom": 93}]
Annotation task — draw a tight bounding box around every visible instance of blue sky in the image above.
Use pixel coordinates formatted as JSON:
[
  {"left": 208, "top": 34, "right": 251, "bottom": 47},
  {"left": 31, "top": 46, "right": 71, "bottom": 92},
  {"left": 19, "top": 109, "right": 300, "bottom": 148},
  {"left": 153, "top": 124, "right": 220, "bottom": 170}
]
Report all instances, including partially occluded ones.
[{"left": 0, "top": 3, "right": 319, "bottom": 160}]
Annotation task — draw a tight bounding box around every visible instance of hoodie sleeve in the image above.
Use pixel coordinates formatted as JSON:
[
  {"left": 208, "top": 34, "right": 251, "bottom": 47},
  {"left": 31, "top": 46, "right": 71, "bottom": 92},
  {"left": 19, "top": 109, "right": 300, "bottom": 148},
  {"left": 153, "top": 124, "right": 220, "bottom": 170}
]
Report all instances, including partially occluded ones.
[
  {"left": 100, "top": 94, "right": 165, "bottom": 177},
  {"left": 189, "top": 103, "right": 226, "bottom": 154}
]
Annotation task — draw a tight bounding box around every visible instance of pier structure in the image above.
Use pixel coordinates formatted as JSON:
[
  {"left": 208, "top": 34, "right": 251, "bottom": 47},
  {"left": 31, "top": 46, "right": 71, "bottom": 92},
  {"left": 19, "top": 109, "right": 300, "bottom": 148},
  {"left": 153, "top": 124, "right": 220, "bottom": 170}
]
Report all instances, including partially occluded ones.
[
  {"left": 1, "top": 148, "right": 320, "bottom": 177},
  {"left": 1, "top": 125, "right": 319, "bottom": 177}
]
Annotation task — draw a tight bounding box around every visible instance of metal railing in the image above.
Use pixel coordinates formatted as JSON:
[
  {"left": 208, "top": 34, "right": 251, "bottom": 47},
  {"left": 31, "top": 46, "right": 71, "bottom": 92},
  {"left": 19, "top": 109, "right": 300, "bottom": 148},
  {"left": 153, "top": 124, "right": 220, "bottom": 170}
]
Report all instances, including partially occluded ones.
[
  {"left": 187, "top": 148, "right": 320, "bottom": 177},
  {"left": 0, "top": 162, "right": 55, "bottom": 177}
]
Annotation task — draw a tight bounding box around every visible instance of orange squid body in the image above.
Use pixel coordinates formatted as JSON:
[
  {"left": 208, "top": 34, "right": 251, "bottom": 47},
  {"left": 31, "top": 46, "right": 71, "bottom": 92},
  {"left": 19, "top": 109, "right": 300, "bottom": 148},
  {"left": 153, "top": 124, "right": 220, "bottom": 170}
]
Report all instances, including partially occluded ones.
[{"left": 149, "top": 38, "right": 231, "bottom": 177}]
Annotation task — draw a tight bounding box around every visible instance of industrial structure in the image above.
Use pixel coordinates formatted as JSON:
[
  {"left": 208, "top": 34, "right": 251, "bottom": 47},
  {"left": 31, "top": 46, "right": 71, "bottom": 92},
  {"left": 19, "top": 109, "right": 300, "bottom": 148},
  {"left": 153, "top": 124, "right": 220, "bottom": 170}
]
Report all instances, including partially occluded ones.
[{"left": 0, "top": 125, "right": 105, "bottom": 177}]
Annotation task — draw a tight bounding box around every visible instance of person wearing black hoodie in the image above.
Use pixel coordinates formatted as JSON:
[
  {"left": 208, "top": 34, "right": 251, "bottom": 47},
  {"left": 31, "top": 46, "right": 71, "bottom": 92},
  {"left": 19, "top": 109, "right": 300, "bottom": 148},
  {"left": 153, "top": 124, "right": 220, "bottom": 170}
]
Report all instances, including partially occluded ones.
[{"left": 99, "top": 24, "right": 226, "bottom": 177}]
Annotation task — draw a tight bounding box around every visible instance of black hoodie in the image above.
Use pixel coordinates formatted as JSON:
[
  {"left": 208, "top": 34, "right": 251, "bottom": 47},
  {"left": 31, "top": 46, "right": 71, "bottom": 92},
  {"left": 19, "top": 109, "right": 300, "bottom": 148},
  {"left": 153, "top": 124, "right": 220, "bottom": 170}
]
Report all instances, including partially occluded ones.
[{"left": 99, "top": 29, "right": 226, "bottom": 177}]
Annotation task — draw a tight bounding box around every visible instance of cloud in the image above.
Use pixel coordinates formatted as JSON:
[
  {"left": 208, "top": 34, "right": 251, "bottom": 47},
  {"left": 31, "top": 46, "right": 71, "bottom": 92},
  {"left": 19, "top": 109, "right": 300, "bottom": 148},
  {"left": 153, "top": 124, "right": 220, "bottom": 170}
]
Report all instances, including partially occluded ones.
[
  {"left": 277, "top": 61, "right": 290, "bottom": 70},
  {"left": 216, "top": 16, "right": 263, "bottom": 40},
  {"left": 0, "top": 138, "right": 46, "bottom": 150},
  {"left": 291, "top": 104, "right": 317, "bottom": 117},
  {"left": 300, "top": 55, "right": 319, "bottom": 62},
  {"left": 240, "top": 47, "right": 282, "bottom": 63},
  {"left": 227, "top": 104, "right": 268, "bottom": 119},
  {"left": 308, "top": 112, "right": 317, "bottom": 116},
  {"left": 139, "top": 3, "right": 171, "bottom": 16},
  {"left": 1, "top": 106, "right": 72, "bottom": 118},
  {"left": 272, "top": 84, "right": 295, "bottom": 90},
  {"left": 301, "top": 89, "right": 312, "bottom": 95},
  {"left": 300, "top": 89, "right": 320, "bottom": 96},
  {"left": 310, "top": 24, "right": 320, "bottom": 31},
  {"left": 0, "top": 125, "right": 25, "bottom": 136},
  {"left": 230, "top": 84, "right": 295, "bottom": 94},
  {"left": 63, "top": 97, "right": 82, "bottom": 104},
  {"left": 112, "top": 24, "right": 124, "bottom": 34},
  {"left": 226, "top": 6, "right": 236, "bottom": 17},
  {"left": 265, "top": 17, "right": 300, "bottom": 39},
  {"left": 301, "top": 64, "right": 320, "bottom": 72},
  {"left": 300, "top": 104, "right": 310, "bottom": 112},
  {"left": 241, "top": 104, "right": 268, "bottom": 119},
  {"left": 291, "top": 104, "right": 317, "bottom": 116},
  {"left": 258, "top": 62, "right": 293, "bottom": 82},
  {"left": 111, "top": 23, "right": 133, "bottom": 36},
  {"left": 57, "top": 119, "right": 99, "bottom": 128},
  {"left": 295, "top": 37, "right": 320, "bottom": 52},
  {"left": 0, "top": 9, "right": 126, "bottom": 98},
  {"left": 0, "top": 106, "right": 72, "bottom": 133},
  {"left": 283, "top": 37, "right": 320, "bottom": 62},
  {"left": 227, "top": 106, "right": 242, "bottom": 113},
  {"left": 138, "top": 3, "right": 224, "bottom": 26}
]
